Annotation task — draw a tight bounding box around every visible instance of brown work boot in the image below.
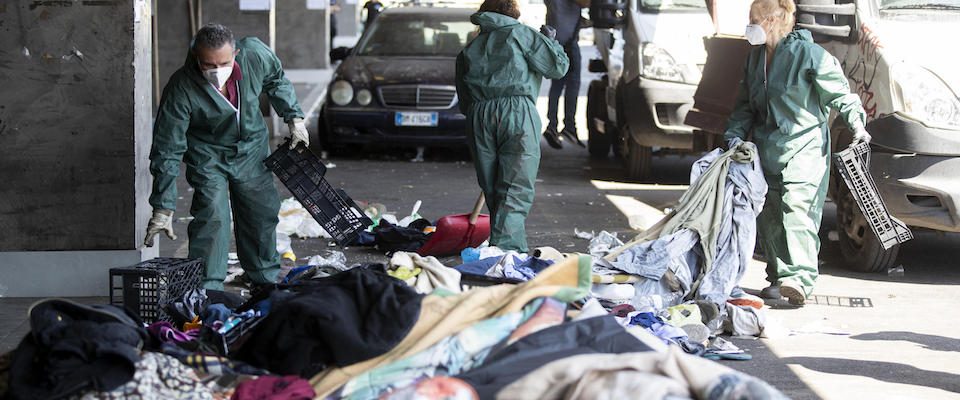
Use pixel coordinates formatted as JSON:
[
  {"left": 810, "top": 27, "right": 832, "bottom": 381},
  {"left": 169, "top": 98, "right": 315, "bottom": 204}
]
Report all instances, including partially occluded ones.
[{"left": 779, "top": 283, "right": 807, "bottom": 306}]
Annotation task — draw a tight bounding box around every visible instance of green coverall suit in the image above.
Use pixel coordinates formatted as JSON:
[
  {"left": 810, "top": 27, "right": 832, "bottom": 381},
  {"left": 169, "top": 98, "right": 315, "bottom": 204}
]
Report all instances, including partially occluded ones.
[
  {"left": 150, "top": 38, "right": 304, "bottom": 290},
  {"left": 724, "top": 30, "right": 866, "bottom": 296},
  {"left": 456, "top": 12, "right": 569, "bottom": 253}
]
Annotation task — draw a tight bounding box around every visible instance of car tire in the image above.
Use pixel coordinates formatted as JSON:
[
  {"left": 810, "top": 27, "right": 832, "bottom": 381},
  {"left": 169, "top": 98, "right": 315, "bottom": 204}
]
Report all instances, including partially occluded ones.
[
  {"left": 835, "top": 179, "right": 900, "bottom": 273},
  {"left": 626, "top": 135, "right": 652, "bottom": 180},
  {"left": 587, "top": 79, "right": 611, "bottom": 159}
]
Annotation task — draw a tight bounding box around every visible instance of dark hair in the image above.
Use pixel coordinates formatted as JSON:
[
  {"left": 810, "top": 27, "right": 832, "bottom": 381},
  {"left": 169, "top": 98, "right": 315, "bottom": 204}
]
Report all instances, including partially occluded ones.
[
  {"left": 195, "top": 23, "right": 235, "bottom": 50},
  {"left": 479, "top": 0, "right": 520, "bottom": 19}
]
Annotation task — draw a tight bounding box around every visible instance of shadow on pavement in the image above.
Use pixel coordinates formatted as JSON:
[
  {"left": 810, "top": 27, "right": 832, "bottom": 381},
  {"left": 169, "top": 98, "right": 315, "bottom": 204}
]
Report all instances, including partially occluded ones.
[
  {"left": 779, "top": 356, "right": 960, "bottom": 394},
  {"left": 725, "top": 337, "right": 822, "bottom": 400},
  {"left": 850, "top": 331, "right": 960, "bottom": 353},
  {"left": 815, "top": 203, "right": 960, "bottom": 286}
]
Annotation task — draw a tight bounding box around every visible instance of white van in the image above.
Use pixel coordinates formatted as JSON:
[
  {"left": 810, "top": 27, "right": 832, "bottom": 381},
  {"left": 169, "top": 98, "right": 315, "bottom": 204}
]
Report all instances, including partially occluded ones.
[{"left": 586, "top": 0, "right": 714, "bottom": 178}]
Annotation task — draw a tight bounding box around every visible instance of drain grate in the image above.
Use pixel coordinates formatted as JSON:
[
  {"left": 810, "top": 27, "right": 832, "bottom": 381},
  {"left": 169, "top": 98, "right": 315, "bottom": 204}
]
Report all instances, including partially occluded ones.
[{"left": 808, "top": 295, "right": 873, "bottom": 307}]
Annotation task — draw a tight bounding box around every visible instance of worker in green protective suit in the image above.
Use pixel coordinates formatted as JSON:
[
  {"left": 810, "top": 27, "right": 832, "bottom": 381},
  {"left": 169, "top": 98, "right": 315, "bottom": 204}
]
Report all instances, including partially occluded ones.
[
  {"left": 723, "top": 0, "right": 871, "bottom": 306},
  {"left": 456, "top": 0, "right": 569, "bottom": 253},
  {"left": 144, "top": 24, "right": 307, "bottom": 290}
]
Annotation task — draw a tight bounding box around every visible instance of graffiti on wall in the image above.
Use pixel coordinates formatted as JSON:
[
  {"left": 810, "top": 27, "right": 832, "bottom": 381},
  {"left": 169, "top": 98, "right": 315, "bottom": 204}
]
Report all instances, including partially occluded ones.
[{"left": 845, "top": 23, "right": 885, "bottom": 122}]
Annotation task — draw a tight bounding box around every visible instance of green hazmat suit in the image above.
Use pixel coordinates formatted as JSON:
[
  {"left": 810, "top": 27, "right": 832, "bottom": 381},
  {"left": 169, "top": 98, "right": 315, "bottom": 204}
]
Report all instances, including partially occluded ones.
[
  {"left": 723, "top": 30, "right": 865, "bottom": 296},
  {"left": 150, "top": 37, "right": 304, "bottom": 290},
  {"left": 456, "top": 12, "right": 569, "bottom": 253}
]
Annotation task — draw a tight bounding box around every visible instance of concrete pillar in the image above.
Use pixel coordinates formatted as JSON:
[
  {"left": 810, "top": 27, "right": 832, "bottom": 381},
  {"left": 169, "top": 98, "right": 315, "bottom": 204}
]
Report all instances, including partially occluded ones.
[
  {"left": 335, "top": 0, "right": 360, "bottom": 38},
  {"left": 276, "top": 0, "right": 329, "bottom": 69},
  {"left": 201, "top": 0, "right": 274, "bottom": 48},
  {"left": 0, "top": 0, "right": 157, "bottom": 297},
  {"left": 157, "top": 0, "right": 193, "bottom": 95}
]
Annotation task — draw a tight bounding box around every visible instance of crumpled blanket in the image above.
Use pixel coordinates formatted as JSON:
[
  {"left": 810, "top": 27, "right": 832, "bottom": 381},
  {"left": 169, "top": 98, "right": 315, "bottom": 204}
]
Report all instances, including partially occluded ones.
[{"left": 390, "top": 252, "right": 462, "bottom": 294}]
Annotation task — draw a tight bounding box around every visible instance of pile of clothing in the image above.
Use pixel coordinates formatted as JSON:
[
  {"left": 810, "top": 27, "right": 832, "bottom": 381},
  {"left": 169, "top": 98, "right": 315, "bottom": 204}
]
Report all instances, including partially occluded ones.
[{"left": 1, "top": 255, "right": 785, "bottom": 400}]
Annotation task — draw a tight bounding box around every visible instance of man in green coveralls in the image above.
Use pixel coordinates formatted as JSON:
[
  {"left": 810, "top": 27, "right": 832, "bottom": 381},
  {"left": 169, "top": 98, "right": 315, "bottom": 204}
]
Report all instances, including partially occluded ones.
[
  {"left": 144, "top": 24, "right": 308, "bottom": 290},
  {"left": 456, "top": 0, "right": 569, "bottom": 253}
]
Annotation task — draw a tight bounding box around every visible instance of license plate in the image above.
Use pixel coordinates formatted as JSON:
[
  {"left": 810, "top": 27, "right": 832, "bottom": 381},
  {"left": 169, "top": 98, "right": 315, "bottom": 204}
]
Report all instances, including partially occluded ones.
[{"left": 395, "top": 112, "right": 438, "bottom": 127}]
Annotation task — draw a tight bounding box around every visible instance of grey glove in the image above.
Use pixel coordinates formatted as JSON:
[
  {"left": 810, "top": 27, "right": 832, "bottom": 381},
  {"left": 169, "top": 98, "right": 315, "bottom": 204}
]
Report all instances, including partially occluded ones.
[
  {"left": 851, "top": 126, "right": 872, "bottom": 147},
  {"left": 540, "top": 24, "right": 557, "bottom": 41},
  {"left": 144, "top": 209, "right": 177, "bottom": 247}
]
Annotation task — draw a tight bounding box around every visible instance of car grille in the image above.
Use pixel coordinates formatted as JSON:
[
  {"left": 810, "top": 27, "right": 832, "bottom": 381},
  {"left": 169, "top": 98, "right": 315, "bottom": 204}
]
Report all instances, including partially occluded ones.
[{"left": 378, "top": 85, "right": 458, "bottom": 110}]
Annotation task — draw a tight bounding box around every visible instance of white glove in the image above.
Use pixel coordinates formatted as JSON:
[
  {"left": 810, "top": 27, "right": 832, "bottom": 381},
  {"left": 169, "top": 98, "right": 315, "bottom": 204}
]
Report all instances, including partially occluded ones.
[
  {"left": 144, "top": 209, "right": 177, "bottom": 247},
  {"left": 851, "top": 126, "right": 872, "bottom": 147},
  {"left": 288, "top": 117, "right": 309, "bottom": 149}
]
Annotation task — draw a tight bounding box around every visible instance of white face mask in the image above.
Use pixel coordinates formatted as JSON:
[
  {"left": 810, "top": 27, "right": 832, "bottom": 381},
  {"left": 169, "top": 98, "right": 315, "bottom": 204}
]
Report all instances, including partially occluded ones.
[
  {"left": 202, "top": 65, "right": 233, "bottom": 89},
  {"left": 745, "top": 24, "right": 767, "bottom": 46}
]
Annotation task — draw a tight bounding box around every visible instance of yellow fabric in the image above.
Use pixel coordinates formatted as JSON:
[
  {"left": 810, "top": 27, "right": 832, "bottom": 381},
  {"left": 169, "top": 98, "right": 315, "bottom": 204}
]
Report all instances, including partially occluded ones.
[{"left": 309, "top": 255, "right": 589, "bottom": 397}]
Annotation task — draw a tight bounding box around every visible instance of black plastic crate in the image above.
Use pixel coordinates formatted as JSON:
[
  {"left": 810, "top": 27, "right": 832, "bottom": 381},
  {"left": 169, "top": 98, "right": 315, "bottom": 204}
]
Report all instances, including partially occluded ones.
[
  {"left": 109, "top": 258, "right": 203, "bottom": 324},
  {"left": 263, "top": 140, "right": 373, "bottom": 246}
]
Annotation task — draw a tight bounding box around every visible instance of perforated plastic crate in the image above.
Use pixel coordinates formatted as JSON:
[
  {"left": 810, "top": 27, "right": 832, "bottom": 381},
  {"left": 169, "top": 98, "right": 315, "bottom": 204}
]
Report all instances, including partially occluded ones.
[
  {"left": 109, "top": 258, "right": 203, "bottom": 324},
  {"left": 834, "top": 142, "right": 913, "bottom": 250},
  {"left": 263, "top": 140, "right": 373, "bottom": 246}
]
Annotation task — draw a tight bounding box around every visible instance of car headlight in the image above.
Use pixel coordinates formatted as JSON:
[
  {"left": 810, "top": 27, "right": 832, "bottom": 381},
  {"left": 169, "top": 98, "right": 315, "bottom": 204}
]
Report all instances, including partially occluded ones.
[
  {"left": 330, "top": 80, "right": 354, "bottom": 106},
  {"left": 641, "top": 42, "right": 690, "bottom": 84},
  {"left": 892, "top": 63, "right": 960, "bottom": 129},
  {"left": 356, "top": 88, "right": 373, "bottom": 106}
]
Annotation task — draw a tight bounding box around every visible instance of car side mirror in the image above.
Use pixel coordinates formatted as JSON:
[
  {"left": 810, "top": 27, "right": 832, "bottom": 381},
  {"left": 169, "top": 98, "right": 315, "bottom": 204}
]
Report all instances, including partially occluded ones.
[
  {"left": 330, "top": 46, "right": 353, "bottom": 62},
  {"left": 795, "top": 2, "right": 858, "bottom": 42}
]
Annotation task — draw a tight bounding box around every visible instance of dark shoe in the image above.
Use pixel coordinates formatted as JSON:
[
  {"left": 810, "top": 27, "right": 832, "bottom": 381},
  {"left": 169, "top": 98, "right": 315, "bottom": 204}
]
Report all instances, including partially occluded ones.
[
  {"left": 543, "top": 127, "right": 562, "bottom": 149},
  {"left": 779, "top": 283, "right": 807, "bottom": 306},
  {"left": 560, "top": 127, "right": 586, "bottom": 148},
  {"left": 759, "top": 285, "right": 782, "bottom": 300}
]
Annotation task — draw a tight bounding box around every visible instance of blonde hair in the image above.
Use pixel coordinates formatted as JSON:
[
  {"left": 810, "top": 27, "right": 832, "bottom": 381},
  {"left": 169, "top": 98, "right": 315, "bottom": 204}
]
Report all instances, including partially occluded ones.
[{"left": 750, "top": 0, "right": 796, "bottom": 42}]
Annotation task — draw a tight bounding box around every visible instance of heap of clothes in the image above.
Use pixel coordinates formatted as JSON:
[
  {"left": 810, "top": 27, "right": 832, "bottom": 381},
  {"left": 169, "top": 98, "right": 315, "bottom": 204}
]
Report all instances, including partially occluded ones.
[
  {"left": 0, "top": 143, "right": 784, "bottom": 399},
  {"left": 1, "top": 256, "right": 785, "bottom": 400}
]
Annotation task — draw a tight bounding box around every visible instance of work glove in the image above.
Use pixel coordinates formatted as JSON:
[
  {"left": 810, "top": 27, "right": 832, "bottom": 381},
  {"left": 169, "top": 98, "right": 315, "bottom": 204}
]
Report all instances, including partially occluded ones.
[
  {"left": 288, "top": 117, "right": 309, "bottom": 149},
  {"left": 850, "top": 126, "right": 872, "bottom": 147},
  {"left": 540, "top": 24, "right": 557, "bottom": 41},
  {"left": 144, "top": 209, "right": 176, "bottom": 247},
  {"left": 727, "top": 137, "right": 743, "bottom": 150}
]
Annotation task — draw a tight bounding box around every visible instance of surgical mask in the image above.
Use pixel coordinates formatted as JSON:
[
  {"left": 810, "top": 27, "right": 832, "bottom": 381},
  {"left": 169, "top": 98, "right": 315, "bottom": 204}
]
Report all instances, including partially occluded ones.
[
  {"left": 202, "top": 65, "right": 232, "bottom": 88},
  {"left": 745, "top": 24, "right": 767, "bottom": 46}
]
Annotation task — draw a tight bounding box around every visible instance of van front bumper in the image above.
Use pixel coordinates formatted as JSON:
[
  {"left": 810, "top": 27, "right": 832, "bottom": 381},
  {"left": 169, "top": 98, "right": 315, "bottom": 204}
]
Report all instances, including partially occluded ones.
[{"left": 867, "top": 114, "right": 960, "bottom": 232}]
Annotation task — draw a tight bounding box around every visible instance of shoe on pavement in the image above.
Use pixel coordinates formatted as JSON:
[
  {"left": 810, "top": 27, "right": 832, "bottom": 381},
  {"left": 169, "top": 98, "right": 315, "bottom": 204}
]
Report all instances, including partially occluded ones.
[
  {"left": 560, "top": 127, "right": 586, "bottom": 148},
  {"left": 543, "top": 127, "right": 562, "bottom": 149},
  {"left": 759, "top": 285, "right": 781, "bottom": 300},
  {"left": 779, "top": 283, "right": 806, "bottom": 306}
]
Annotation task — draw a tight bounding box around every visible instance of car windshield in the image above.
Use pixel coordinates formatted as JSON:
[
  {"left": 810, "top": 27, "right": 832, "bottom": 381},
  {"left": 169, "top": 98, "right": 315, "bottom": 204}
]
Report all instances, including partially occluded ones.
[
  {"left": 639, "top": 0, "right": 706, "bottom": 10},
  {"left": 357, "top": 14, "right": 476, "bottom": 57},
  {"left": 881, "top": 0, "right": 960, "bottom": 8}
]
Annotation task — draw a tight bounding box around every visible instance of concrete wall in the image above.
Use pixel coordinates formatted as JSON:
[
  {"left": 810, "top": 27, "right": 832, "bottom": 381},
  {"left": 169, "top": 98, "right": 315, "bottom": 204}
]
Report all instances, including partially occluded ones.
[
  {"left": 157, "top": 0, "right": 193, "bottom": 95},
  {"left": 277, "top": 1, "right": 329, "bottom": 69},
  {"left": 202, "top": 1, "right": 272, "bottom": 47},
  {"left": 0, "top": 0, "right": 157, "bottom": 296},
  {"left": 335, "top": 1, "right": 359, "bottom": 38}
]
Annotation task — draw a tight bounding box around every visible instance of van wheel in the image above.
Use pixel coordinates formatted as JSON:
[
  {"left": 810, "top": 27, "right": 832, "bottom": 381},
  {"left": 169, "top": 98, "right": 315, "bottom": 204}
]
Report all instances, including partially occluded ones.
[
  {"left": 626, "top": 135, "right": 652, "bottom": 180},
  {"left": 836, "top": 181, "right": 899, "bottom": 272},
  {"left": 587, "top": 79, "right": 611, "bottom": 158}
]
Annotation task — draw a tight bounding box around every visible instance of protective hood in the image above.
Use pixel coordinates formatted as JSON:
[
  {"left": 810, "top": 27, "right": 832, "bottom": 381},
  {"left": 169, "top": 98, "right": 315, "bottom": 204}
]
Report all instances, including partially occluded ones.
[
  {"left": 471, "top": 11, "right": 520, "bottom": 33},
  {"left": 780, "top": 29, "right": 814, "bottom": 46}
]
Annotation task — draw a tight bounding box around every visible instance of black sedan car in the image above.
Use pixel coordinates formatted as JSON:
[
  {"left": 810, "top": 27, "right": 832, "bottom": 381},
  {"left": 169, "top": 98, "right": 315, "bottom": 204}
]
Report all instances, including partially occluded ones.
[{"left": 320, "top": 6, "right": 476, "bottom": 150}]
